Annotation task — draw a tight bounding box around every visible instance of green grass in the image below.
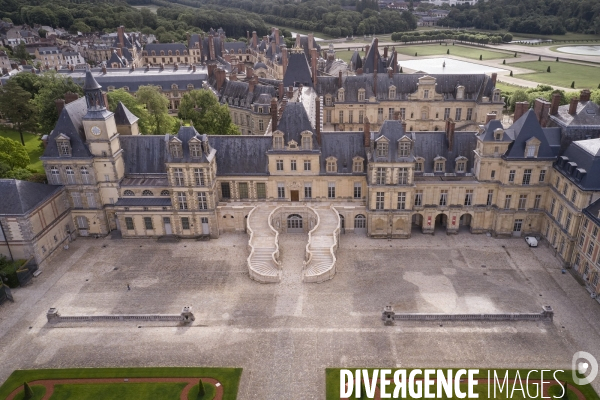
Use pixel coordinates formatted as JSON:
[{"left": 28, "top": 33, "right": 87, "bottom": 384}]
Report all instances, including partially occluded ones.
[
  {"left": 495, "top": 81, "right": 527, "bottom": 95},
  {"left": 394, "top": 44, "right": 513, "bottom": 60},
  {"left": 50, "top": 382, "right": 187, "bottom": 400},
  {"left": 187, "top": 383, "right": 217, "bottom": 400},
  {"left": 12, "top": 385, "right": 45, "bottom": 400},
  {"left": 335, "top": 50, "right": 356, "bottom": 64},
  {"left": 326, "top": 368, "right": 600, "bottom": 400},
  {"left": 0, "top": 368, "right": 242, "bottom": 400},
  {"left": 0, "top": 127, "right": 44, "bottom": 173},
  {"left": 512, "top": 60, "right": 600, "bottom": 89}
]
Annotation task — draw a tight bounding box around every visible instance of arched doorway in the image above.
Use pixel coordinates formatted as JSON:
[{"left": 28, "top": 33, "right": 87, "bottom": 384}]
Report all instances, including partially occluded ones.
[
  {"left": 459, "top": 213, "right": 472, "bottom": 233},
  {"left": 339, "top": 214, "right": 345, "bottom": 234},
  {"left": 434, "top": 214, "right": 447, "bottom": 233},
  {"left": 354, "top": 214, "right": 366, "bottom": 234},
  {"left": 287, "top": 214, "right": 303, "bottom": 233},
  {"left": 411, "top": 213, "right": 423, "bottom": 232}
]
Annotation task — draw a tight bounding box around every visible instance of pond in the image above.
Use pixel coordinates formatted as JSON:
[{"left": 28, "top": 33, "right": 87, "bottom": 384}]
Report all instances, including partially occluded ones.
[
  {"left": 510, "top": 39, "right": 552, "bottom": 44},
  {"left": 555, "top": 45, "right": 600, "bottom": 56},
  {"left": 290, "top": 32, "right": 325, "bottom": 42},
  {"left": 398, "top": 58, "right": 507, "bottom": 74}
]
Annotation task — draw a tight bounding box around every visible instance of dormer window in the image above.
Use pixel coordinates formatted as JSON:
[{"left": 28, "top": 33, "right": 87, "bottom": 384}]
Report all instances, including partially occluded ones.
[
  {"left": 107, "top": 86, "right": 115, "bottom": 91},
  {"left": 170, "top": 140, "right": 183, "bottom": 158},
  {"left": 398, "top": 137, "right": 412, "bottom": 157},
  {"left": 187, "top": 84, "right": 194, "bottom": 90},
  {"left": 124, "top": 190, "right": 134, "bottom": 196},
  {"left": 456, "top": 85, "right": 465, "bottom": 100},
  {"left": 524, "top": 137, "right": 540, "bottom": 158},
  {"left": 376, "top": 141, "right": 388, "bottom": 157},
  {"left": 326, "top": 157, "right": 337, "bottom": 173},
  {"left": 494, "top": 128, "right": 503, "bottom": 141},
  {"left": 358, "top": 89, "right": 365, "bottom": 102},
  {"left": 337, "top": 88, "right": 345, "bottom": 102},
  {"left": 57, "top": 136, "right": 71, "bottom": 157},
  {"left": 493, "top": 89, "right": 501, "bottom": 103},
  {"left": 414, "top": 157, "right": 425, "bottom": 172},
  {"left": 389, "top": 86, "right": 396, "bottom": 99},
  {"left": 301, "top": 132, "right": 312, "bottom": 150},
  {"left": 455, "top": 156, "right": 468, "bottom": 173},
  {"left": 273, "top": 131, "right": 284, "bottom": 149},
  {"left": 190, "top": 141, "right": 202, "bottom": 158},
  {"left": 352, "top": 157, "right": 364, "bottom": 173},
  {"left": 288, "top": 140, "right": 298, "bottom": 150},
  {"left": 142, "top": 190, "right": 154, "bottom": 196},
  {"left": 434, "top": 156, "right": 446, "bottom": 172},
  {"left": 172, "top": 84, "right": 178, "bottom": 90},
  {"left": 325, "top": 96, "right": 332, "bottom": 106}
]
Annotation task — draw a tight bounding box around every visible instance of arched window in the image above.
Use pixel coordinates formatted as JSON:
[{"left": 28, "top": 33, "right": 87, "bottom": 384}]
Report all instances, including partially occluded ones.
[
  {"left": 65, "top": 166, "right": 75, "bottom": 184},
  {"left": 287, "top": 214, "right": 303, "bottom": 229},
  {"left": 142, "top": 190, "right": 154, "bottom": 196},
  {"left": 161, "top": 190, "right": 170, "bottom": 196},
  {"left": 389, "top": 85, "right": 396, "bottom": 99},
  {"left": 358, "top": 89, "right": 365, "bottom": 102},
  {"left": 354, "top": 214, "right": 366, "bottom": 228},
  {"left": 337, "top": 88, "right": 345, "bottom": 102},
  {"left": 124, "top": 190, "right": 134, "bottom": 196}
]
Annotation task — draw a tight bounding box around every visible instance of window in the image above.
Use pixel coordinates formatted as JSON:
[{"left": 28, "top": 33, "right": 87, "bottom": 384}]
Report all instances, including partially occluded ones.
[
  {"left": 86, "top": 192, "right": 96, "bottom": 208},
  {"left": 593, "top": 226, "right": 598, "bottom": 239},
  {"left": 487, "top": 190, "right": 493, "bottom": 206},
  {"left": 435, "top": 161, "right": 444, "bottom": 172},
  {"left": 389, "top": 87, "right": 396, "bottom": 99},
  {"left": 466, "top": 108, "right": 473, "bottom": 121},
  {"left": 456, "top": 160, "right": 466, "bottom": 173},
  {"left": 580, "top": 234, "right": 586, "bottom": 247},
  {"left": 571, "top": 190, "right": 577, "bottom": 203},
  {"left": 555, "top": 176, "right": 560, "bottom": 188},
  {"left": 276, "top": 160, "right": 283, "bottom": 171},
  {"left": 414, "top": 161, "right": 423, "bottom": 172},
  {"left": 177, "top": 192, "right": 188, "bottom": 210},
  {"left": 550, "top": 198, "right": 556, "bottom": 215},
  {"left": 526, "top": 145, "right": 536, "bottom": 158},
  {"left": 194, "top": 169, "right": 205, "bottom": 186},
  {"left": 257, "top": 183, "right": 266, "bottom": 199},
  {"left": 273, "top": 135, "right": 284, "bottom": 149},
  {"left": 181, "top": 217, "right": 190, "bottom": 230},
  {"left": 397, "top": 192, "right": 406, "bottom": 210},
  {"left": 557, "top": 205, "right": 564, "bottom": 222},
  {"left": 354, "top": 214, "right": 366, "bottom": 229},
  {"left": 65, "top": 167, "right": 75, "bottom": 184},
  {"left": 376, "top": 168, "right": 386, "bottom": 184},
  {"left": 491, "top": 170, "right": 496, "bottom": 179},
  {"left": 125, "top": 217, "right": 134, "bottom": 230},
  {"left": 325, "top": 96, "right": 332, "bottom": 106},
  {"left": 161, "top": 190, "right": 170, "bottom": 196},
  {"left": 443, "top": 108, "right": 450, "bottom": 120},
  {"left": 414, "top": 191, "right": 423, "bottom": 206},
  {"left": 353, "top": 159, "right": 363, "bottom": 173},
  {"left": 304, "top": 160, "right": 311, "bottom": 171},
  {"left": 398, "top": 141, "right": 411, "bottom": 157},
  {"left": 58, "top": 140, "right": 71, "bottom": 156},
  {"left": 197, "top": 192, "right": 208, "bottom": 209},
  {"left": 588, "top": 242, "right": 595, "bottom": 257},
  {"left": 259, "top": 120, "right": 264, "bottom": 131},
  {"left": 358, "top": 89, "right": 365, "bottom": 101},
  {"left": 584, "top": 219, "right": 589, "bottom": 229},
  {"left": 534, "top": 194, "right": 541, "bottom": 209},
  {"left": 170, "top": 142, "right": 182, "bottom": 158},
  {"left": 221, "top": 183, "right": 231, "bottom": 199},
  {"left": 566, "top": 213, "right": 572, "bottom": 231},
  {"left": 563, "top": 183, "right": 569, "bottom": 196},
  {"left": 508, "top": 170, "right": 515, "bottom": 183},
  {"left": 376, "top": 192, "right": 385, "bottom": 210},
  {"left": 304, "top": 182, "right": 312, "bottom": 199},
  {"left": 174, "top": 168, "right": 184, "bottom": 186},
  {"left": 50, "top": 167, "right": 61, "bottom": 184},
  {"left": 398, "top": 168, "right": 408, "bottom": 185},
  {"left": 144, "top": 217, "right": 153, "bottom": 230},
  {"left": 338, "top": 89, "right": 345, "bottom": 102},
  {"left": 522, "top": 169, "right": 531, "bottom": 185},
  {"left": 359, "top": 111, "right": 364, "bottom": 124},
  {"left": 124, "top": 190, "right": 134, "bottom": 196},
  {"left": 349, "top": 110, "right": 354, "bottom": 124},
  {"left": 239, "top": 182, "right": 249, "bottom": 199},
  {"left": 504, "top": 195, "right": 512, "bottom": 210},
  {"left": 339, "top": 110, "right": 344, "bottom": 124},
  {"left": 423, "top": 89, "right": 429, "bottom": 99},
  {"left": 80, "top": 167, "right": 90, "bottom": 184},
  {"left": 190, "top": 143, "right": 202, "bottom": 158},
  {"left": 378, "top": 108, "right": 384, "bottom": 122},
  {"left": 326, "top": 158, "right": 337, "bottom": 173},
  {"left": 354, "top": 182, "right": 362, "bottom": 199},
  {"left": 464, "top": 190, "right": 473, "bottom": 206},
  {"left": 388, "top": 108, "right": 395, "bottom": 121},
  {"left": 513, "top": 219, "right": 523, "bottom": 232},
  {"left": 301, "top": 135, "right": 312, "bottom": 150},
  {"left": 291, "top": 160, "right": 297, "bottom": 171},
  {"left": 76, "top": 216, "right": 89, "bottom": 229},
  {"left": 71, "top": 192, "right": 82, "bottom": 208},
  {"left": 142, "top": 190, "right": 153, "bottom": 196},
  {"left": 399, "top": 108, "right": 406, "bottom": 120},
  {"left": 518, "top": 194, "right": 527, "bottom": 210},
  {"left": 439, "top": 190, "right": 448, "bottom": 206},
  {"left": 328, "top": 182, "right": 336, "bottom": 199},
  {"left": 326, "top": 110, "right": 332, "bottom": 123},
  {"left": 455, "top": 108, "right": 462, "bottom": 121},
  {"left": 278, "top": 183, "right": 285, "bottom": 199},
  {"left": 377, "top": 141, "right": 388, "bottom": 157}
]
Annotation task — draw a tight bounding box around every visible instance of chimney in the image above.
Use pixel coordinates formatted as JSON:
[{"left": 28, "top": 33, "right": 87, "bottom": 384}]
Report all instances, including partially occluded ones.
[
  {"left": 220, "top": 33, "right": 225, "bottom": 54},
  {"left": 311, "top": 48, "right": 318, "bottom": 86},
  {"left": 393, "top": 51, "right": 398, "bottom": 73},
  {"left": 295, "top": 34, "right": 301, "bottom": 48},
  {"left": 373, "top": 38, "right": 379, "bottom": 70},
  {"left": 64, "top": 92, "right": 79, "bottom": 104},
  {"left": 365, "top": 44, "right": 370, "bottom": 57},
  {"left": 252, "top": 31, "right": 258, "bottom": 49},
  {"left": 249, "top": 77, "right": 256, "bottom": 93},
  {"left": 101, "top": 65, "right": 107, "bottom": 74},
  {"left": 356, "top": 68, "right": 363, "bottom": 75},
  {"left": 207, "top": 63, "right": 216, "bottom": 78},
  {"left": 275, "top": 28, "right": 280, "bottom": 47},
  {"left": 278, "top": 82, "right": 284, "bottom": 100},
  {"left": 102, "top": 93, "right": 109, "bottom": 109},
  {"left": 401, "top": 119, "right": 407, "bottom": 132},
  {"left": 117, "top": 26, "right": 125, "bottom": 48},
  {"left": 373, "top": 69, "right": 377, "bottom": 98},
  {"left": 246, "top": 31, "right": 250, "bottom": 44},
  {"left": 569, "top": 97, "right": 579, "bottom": 115},
  {"left": 387, "top": 67, "right": 393, "bottom": 78},
  {"left": 308, "top": 33, "right": 313, "bottom": 50},
  {"left": 533, "top": 98, "right": 550, "bottom": 125},
  {"left": 338, "top": 70, "right": 343, "bottom": 87},
  {"left": 393, "top": 111, "right": 400, "bottom": 120},
  {"left": 281, "top": 46, "right": 288, "bottom": 77},
  {"left": 192, "top": 65, "right": 196, "bottom": 72},
  {"left": 271, "top": 41, "right": 276, "bottom": 58},
  {"left": 550, "top": 92, "right": 561, "bottom": 115},
  {"left": 270, "top": 97, "right": 278, "bottom": 132},
  {"left": 208, "top": 34, "right": 215, "bottom": 60},
  {"left": 116, "top": 47, "right": 122, "bottom": 57},
  {"left": 55, "top": 98, "right": 65, "bottom": 115},
  {"left": 287, "top": 86, "right": 293, "bottom": 100},
  {"left": 580, "top": 89, "right": 591, "bottom": 102},
  {"left": 491, "top": 72, "right": 497, "bottom": 88},
  {"left": 363, "top": 116, "right": 370, "bottom": 147},
  {"left": 246, "top": 66, "right": 253, "bottom": 79},
  {"left": 230, "top": 72, "right": 237, "bottom": 81},
  {"left": 315, "top": 96, "right": 321, "bottom": 145},
  {"left": 446, "top": 118, "right": 456, "bottom": 151},
  {"left": 383, "top": 46, "right": 388, "bottom": 58},
  {"left": 513, "top": 101, "right": 529, "bottom": 122},
  {"left": 485, "top": 113, "right": 496, "bottom": 124},
  {"left": 215, "top": 68, "right": 226, "bottom": 91}
]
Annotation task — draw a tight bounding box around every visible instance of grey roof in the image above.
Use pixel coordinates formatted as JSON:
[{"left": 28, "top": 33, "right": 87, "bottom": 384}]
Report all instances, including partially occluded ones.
[
  {"left": 0, "top": 179, "right": 63, "bottom": 215},
  {"left": 114, "top": 101, "right": 139, "bottom": 125},
  {"left": 42, "top": 97, "right": 92, "bottom": 159},
  {"left": 413, "top": 131, "right": 478, "bottom": 174},
  {"left": 166, "top": 126, "right": 214, "bottom": 163},
  {"left": 144, "top": 43, "right": 187, "bottom": 54},
  {"left": 504, "top": 109, "right": 558, "bottom": 160},
  {"left": 350, "top": 50, "right": 362, "bottom": 70},
  {"left": 83, "top": 68, "right": 101, "bottom": 90},
  {"left": 283, "top": 52, "right": 313, "bottom": 88},
  {"left": 120, "top": 135, "right": 167, "bottom": 174},
  {"left": 363, "top": 40, "right": 386, "bottom": 73},
  {"left": 213, "top": 79, "right": 277, "bottom": 108},
  {"left": 373, "top": 120, "right": 414, "bottom": 162},
  {"left": 208, "top": 136, "right": 272, "bottom": 175},
  {"left": 477, "top": 119, "right": 513, "bottom": 142},
  {"left": 557, "top": 138, "right": 600, "bottom": 190},
  {"left": 114, "top": 197, "right": 172, "bottom": 207},
  {"left": 551, "top": 101, "right": 600, "bottom": 128},
  {"left": 320, "top": 132, "right": 366, "bottom": 174},
  {"left": 275, "top": 102, "right": 314, "bottom": 145},
  {"left": 254, "top": 62, "right": 267, "bottom": 70},
  {"left": 583, "top": 198, "right": 600, "bottom": 226}
]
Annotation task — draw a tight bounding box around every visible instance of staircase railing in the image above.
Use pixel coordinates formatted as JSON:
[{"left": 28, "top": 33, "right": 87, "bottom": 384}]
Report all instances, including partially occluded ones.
[{"left": 303, "top": 206, "right": 320, "bottom": 271}]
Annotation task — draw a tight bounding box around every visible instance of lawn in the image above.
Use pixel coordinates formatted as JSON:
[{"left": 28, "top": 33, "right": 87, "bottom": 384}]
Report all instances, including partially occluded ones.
[
  {"left": 0, "top": 367, "right": 242, "bottom": 400},
  {"left": 188, "top": 383, "right": 217, "bottom": 400},
  {"left": 494, "top": 81, "right": 527, "bottom": 95},
  {"left": 394, "top": 44, "right": 513, "bottom": 60},
  {"left": 336, "top": 50, "right": 356, "bottom": 64},
  {"left": 326, "top": 368, "right": 600, "bottom": 400},
  {"left": 512, "top": 60, "right": 600, "bottom": 89},
  {"left": 0, "top": 127, "right": 44, "bottom": 173}
]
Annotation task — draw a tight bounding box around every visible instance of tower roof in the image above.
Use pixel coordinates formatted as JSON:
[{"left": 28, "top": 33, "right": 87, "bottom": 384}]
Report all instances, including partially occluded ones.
[{"left": 83, "top": 67, "right": 102, "bottom": 91}]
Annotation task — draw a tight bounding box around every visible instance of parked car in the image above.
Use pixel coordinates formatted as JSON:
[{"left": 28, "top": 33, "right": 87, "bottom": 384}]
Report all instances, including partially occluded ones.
[{"left": 525, "top": 236, "right": 538, "bottom": 247}]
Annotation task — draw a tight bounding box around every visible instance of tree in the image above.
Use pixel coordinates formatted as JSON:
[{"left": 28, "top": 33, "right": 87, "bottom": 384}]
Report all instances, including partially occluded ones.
[
  {"left": 23, "top": 382, "right": 33, "bottom": 400},
  {"left": 136, "top": 85, "right": 175, "bottom": 135},
  {"left": 32, "top": 71, "right": 83, "bottom": 134},
  {"left": 510, "top": 89, "right": 528, "bottom": 111},
  {"left": 197, "top": 378, "right": 205, "bottom": 398},
  {"left": 107, "top": 89, "right": 152, "bottom": 134},
  {"left": 0, "top": 80, "right": 37, "bottom": 145},
  {"left": 14, "top": 43, "right": 29, "bottom": 61},
  {"left": 0, "top": 137, "right": 29, "bottom": 170},
  {"left": 178, "top": 90, "right": 240, "bottom": 135},
  {"left": 502, "top": 33, "right": 513, "bottom": 42}
]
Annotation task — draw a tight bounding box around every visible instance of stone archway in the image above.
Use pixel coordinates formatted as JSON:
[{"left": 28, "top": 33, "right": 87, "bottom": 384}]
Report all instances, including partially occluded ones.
[
  {"left": 411, "top": 213, "right": 423, "bottom": 233},
  {"left": 459, "top": 213, "right": 473, "bottom": 233},
  {"left": 434, "top": 213, "right": 447, "bottom": 233}
]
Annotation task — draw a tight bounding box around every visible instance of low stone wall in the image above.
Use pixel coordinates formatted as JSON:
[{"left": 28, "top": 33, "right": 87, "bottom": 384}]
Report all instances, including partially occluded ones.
[
  {"left": 382, "top": 305, "right": 553, "bottom": 324},
  {"left": 46, "top": 306, "right": 195, "bottom": 324}
]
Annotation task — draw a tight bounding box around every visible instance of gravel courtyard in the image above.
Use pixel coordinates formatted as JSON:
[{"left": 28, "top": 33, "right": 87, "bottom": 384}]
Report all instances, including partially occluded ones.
[{"left": 1, "top": 231, "right": 600, "bottom": 399}]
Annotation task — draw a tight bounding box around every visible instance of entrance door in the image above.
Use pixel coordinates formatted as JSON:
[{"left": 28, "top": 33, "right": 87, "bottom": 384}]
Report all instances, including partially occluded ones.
[
  {"left": 163, "top": 217, "right": 172, "bottom": 235},
  {"left": 512, "top": 219, "right": 523, "bottom": 237},
  {"left": 290, "top": 190, "right": 299, "bottom": 202},
  {"left": 201, "top": 217, "right": 209, "bottom": 235},
  {"left": 287, "top": 214, "right": 303, "bottom": 233}
]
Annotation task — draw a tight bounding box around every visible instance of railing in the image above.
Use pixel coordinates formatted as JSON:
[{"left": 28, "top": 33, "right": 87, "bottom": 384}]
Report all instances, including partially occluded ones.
[
  {"left": 245, "top": 205, "right": 258, "bottom": 276},
  {"left": 382, "top": 305, "right": 554, "bottom": 324},
  {"left": 267, "top": 205, "right": 283, "bottom": 269},
  {"left": 303, "top": 206, "right": 320, "bottom": 270},
  {"left": 327, "top": 204, "right": 341, "bottom": 278},
  {"left": 47, "top": 307, "right": 195, "bottom": 324}
]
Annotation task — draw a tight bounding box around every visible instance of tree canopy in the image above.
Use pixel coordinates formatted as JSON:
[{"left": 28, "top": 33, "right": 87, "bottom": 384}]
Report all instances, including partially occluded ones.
[
  {"left": 106, "top": 89, "right": 153, "bottom": 134},
  {"left": 0, "top": 136, "right": 29, "bottom": 171},
  {"left": 135, "top": 85, "right": 178, "bottom": 135},
  {"left": 0, "top": 80, "right": 37, "bottom": 145},
  {"left": 178, "top": 89, "right": 240, "bottom": 135}
]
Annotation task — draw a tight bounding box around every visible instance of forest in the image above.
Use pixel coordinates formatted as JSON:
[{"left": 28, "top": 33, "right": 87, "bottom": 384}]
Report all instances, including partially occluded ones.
[{"left": 438, "top": 0, "right": 600, "bottom": 35}]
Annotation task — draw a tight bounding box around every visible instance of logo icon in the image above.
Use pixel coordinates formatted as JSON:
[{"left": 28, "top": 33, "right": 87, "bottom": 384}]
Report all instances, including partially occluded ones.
[{"left": 572, "top": 351, "right": 598, "bottom": 385}]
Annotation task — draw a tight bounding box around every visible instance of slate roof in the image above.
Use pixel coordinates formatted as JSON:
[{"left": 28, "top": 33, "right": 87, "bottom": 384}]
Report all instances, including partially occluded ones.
[
  {"left": 373, "top": 120, "right": 415, "bottom": 162},
  {"left": 320, "top": 132, "right": 367, "bottom": 174},
  {"left": 413, "top": 131, "right": 478, "bottom": 174},
  {"left": 477, "top": 119, "right": 513, "bottom": 142},
  {"left": 550, "top": 101, "right": 600, "bottom": 128},
  {"left": 166, "top": 126, "right": 215, "bottom": 164},
  {"left": 41, "top": 97, "right": 92, "bottom": 159},
  {"left": 114, "top": 101, "right": 139, "bottom": 125},
  {"left": 0, "top": 179, "right": 63, "bottom": 215},
  {"left": 556, "top": 138, "right": 600, "bottom": 190},
  {"left": 120, "top": 135, "right": 167, "bottom": 174},
  {"left": 144, "top": 43, "right": 187, "bottom": 54},
  {"left": 208, "top": 136, "right": 272, "bottom": 175},
  {"left": 504, "top": 109, "right": 559, "bottom": 160},
  {"left": 275, "top": 102, "right": 315, "bottom": 146},
  {"left": 350, "top": 50, "right": 362, "bottom": 70},
  {"left": 213, "top": 79, "right": 277, "bottom": 109},
  {"left": 283, "top": 52, "right": 313, "bottom": 88},
  {"left": 114, "top": 197, "right": 172, "bottom": 207}
]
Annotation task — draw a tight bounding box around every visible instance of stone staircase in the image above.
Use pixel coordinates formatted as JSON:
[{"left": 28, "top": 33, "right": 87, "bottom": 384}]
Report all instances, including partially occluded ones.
[
  {"left": 303, "top": 205, "right": 340, "bottom": 283},
  {"left": 247, "top": 205, "right": 282, "bottom": 283}
]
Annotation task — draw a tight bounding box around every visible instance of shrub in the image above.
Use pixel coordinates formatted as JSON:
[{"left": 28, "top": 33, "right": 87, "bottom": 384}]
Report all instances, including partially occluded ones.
[
  {"left": 510, "top": 70, "right": 513, "bottom": 77},
  {"left": 446, "top": 49, "right": 449, "bottom": 54},
  {"left": 547, "top": 66, "right": 551, "bottom": 72},
  {"left": 571, "top": 81, "right": 575, "bottom": 88},
  {"left": 0, "top": 256, "right": 23, "bottom": 288},
  {"left": 23, "top": 382, "right": 33, "bottom": 400},
  {"left": 479, "top": 54, "right": 482, "bottom": 60},
  {"left": 556, "top": 57, "right": 559, "bottom": 62},
  {"left": 197, "top": 379, "right": 205, "bottom": 398},
  {"left": 538, "top": 56, "right": 541, "bottom": 61},
  {"left": 400, "top": 67, "right": 403, "bottom": 73},
  {"left": 514, "top": 52, "right": 517, "bottom": 57},
  {"left": 414, "top": 52, "right": 417, "bottom": 56},
  {"left": 503, "top": 59, "right": 506, "bottom": 64}
]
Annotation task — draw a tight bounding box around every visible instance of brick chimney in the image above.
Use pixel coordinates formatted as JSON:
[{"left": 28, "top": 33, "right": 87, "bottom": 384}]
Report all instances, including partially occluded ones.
[
  {"left": 246, "top": 66, "right": 253, "bottom": 80},
  {"left": 249, "top": 76, "right": 256, "bottom": 93},
  {"left": 580, "top": 89, "right": 591, "bottom": 102},
  {"left": 446, "top": 118, "right": 456, "bottom": 151},
  {"left": 401, "top": 119, "right": 407, "bottom": 132},
  {"left": 116, "top": 47, "right": 122, "bottom": 57},
  {"left": 315, "top": 96, "right": 321, "bottom": 146},
  {"left": 275, "top": 28, "right": 280, "bottom": 47},
  {"left": 281, "top": 46, "right": 288, "bottom": 77},
  {"left": 485, "top": 113, "right": 496, "bottom": 124},
  {"left": 491, "top": 72, "right": 497, "bottom": 87},
  {"left": 252, "top": 31, "right": 258, "bottom": 49},
  {"left": 373, "top": 69, "right": 377, "bottom": 98},
  {"left": 55, "top": 98, "right": 65, "bottom": 115},
  {"left": 117, "top": 26, "right": 125, "bottom": 48},
  {"left": 356, "top": 68, "right": 363, "bottom": 75},
  {"left": 311, "top": 48, "right": 318, "bottom": 86},
  {"left": 229, "top": 72, "right": 237, "bottom": 81},
  {"left": 383, "top": 46, "right": 388, "bottom": 58},
  {"left": 64, "top": 92, "right": 79, "bottom": 104},
  {"left": 207, "top": 63, "right": 216, "bottom": 78},
  {"left": 533, "top": 98, "right": 551, "bottom": 126},
  {"left": 363, "top": 116, "right": 370, "bottom": 147},
  {"left": 513, "top": 101, "right": 529, "bottom": 122},
  {"left": 101, "top": 65, "right": 107, "bottom": 74},
  {"left": 550, "top": 92, "right": 561, "bottom": 115},
  {"left": 215, "top": 68, "right": 226, "bottom": 91},
  {"left": 393, "top": 51, "right": 398, "bottom": 73},
  {"left": 270, "top": 97, "right": 278, "bottom": 132},
  {"left": 308, "top": 33, "right": 314, "bottom": 50},
  {"left": 208, "top": 34, "right": 215, "bottom": 60},
  {"left": 569, "top": 97, "right": 579, "bottom": 115},
  {"left": 271, "top": 41, "right": 276, "bottom": 58},
  {"left": 338, "top": 70, "right": 343, "bottom": 87},
  {"left": 278, "top": 82, "right": 284, "bottom": 100},
  {"left": 287, "top": 86, "right": 293, "bottom": 100}
]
